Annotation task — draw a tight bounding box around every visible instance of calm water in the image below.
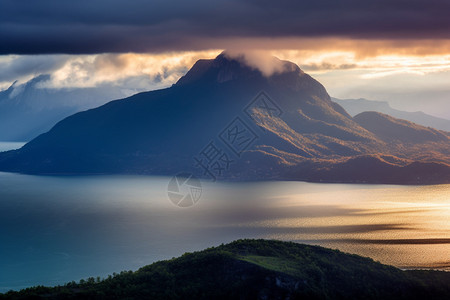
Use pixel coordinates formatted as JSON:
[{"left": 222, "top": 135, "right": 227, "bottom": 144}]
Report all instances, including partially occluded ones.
[{"left": 0, "top": 168, "right": 449, "bottom": 291}]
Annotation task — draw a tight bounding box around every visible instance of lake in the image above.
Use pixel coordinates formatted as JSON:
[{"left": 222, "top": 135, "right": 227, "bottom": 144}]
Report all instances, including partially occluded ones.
[{"left": 0, "top": 147, "right": 449, "bottom": 292}]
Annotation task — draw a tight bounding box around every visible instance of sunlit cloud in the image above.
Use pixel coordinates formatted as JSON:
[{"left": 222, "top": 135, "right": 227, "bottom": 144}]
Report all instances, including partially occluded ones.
[
  {"left": 1, "top": 44, "right": 449, "bottom": 119},
  {"left": 39, "top": 51, "right": 221, "bottom": 89},
  {"left": 273, "top": 50, "right": 450, "bottom": 78},
  {"left": 0, "top": 51, "right": 221, "bottom": 92},
  {"left": 3, "top": 45, "right": 450, "bottom": 91}
]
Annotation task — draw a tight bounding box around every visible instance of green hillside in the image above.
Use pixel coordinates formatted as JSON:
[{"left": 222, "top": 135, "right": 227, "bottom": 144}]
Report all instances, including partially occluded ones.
[{"left": 1, "top": 239, "right": 449, "bottom": 299}]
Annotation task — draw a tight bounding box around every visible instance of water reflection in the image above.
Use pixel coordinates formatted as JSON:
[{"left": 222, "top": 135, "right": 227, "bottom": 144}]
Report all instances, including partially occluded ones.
[{"left": 0, "top": 173, "right": 449, "bottom": 291}]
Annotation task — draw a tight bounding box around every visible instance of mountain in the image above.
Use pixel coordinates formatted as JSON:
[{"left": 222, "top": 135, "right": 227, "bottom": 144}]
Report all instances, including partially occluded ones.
[
  {"left": 2, "top": 239, "right": 449, "bottom": 299},
  {"left": 0, "top": 52, "right": 449, "bottom": 184},
  {"left": 0, "top": 75, "right": 128, "bottom": 141},
  {"left": 333, "top": 98, "right": 450, "bottom": 132}
]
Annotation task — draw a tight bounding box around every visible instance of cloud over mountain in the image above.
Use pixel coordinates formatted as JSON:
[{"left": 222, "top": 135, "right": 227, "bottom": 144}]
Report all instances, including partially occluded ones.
[{"left": 224, "top": 50, "right": 296, "bottom": 77}]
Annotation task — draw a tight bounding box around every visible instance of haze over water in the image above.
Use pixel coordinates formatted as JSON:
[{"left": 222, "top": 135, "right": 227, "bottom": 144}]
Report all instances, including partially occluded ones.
[{"left": 0, "top": 168, "right": 448, "bottom": 292}]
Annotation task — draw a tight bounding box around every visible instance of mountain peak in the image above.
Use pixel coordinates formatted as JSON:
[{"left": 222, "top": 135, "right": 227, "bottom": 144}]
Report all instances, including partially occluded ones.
[
  {"left": 176, "top": 51, "right": 302, "bottom": 86},
  {"left": 217, "top": 50, "right": 301, "bottom": 76}
]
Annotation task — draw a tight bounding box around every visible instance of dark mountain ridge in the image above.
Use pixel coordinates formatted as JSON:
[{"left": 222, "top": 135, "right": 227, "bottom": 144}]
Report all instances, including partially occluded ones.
[{"left": 0, "top": 52, "right": 449, "bottom": 183}]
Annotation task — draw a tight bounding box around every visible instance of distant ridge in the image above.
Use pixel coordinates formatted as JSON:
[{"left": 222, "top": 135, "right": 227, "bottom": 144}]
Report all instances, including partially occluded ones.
[
  {"left": 333, "top": 97, "right": 450, "bottom": 132},
  {"left": 0, "top": 75, "right": 125, "bottom": 141},
  {"left": 0, "top": 52, "right": 449, "bottom": 184}
]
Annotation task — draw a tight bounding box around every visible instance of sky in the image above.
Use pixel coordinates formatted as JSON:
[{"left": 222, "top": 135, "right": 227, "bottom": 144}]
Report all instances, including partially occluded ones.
[{"left": 1, "top": 0, "right": 449, "bottom": 119}]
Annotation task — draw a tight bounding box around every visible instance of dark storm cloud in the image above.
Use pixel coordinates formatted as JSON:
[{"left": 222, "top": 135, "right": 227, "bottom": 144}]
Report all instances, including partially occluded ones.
[{"left": 1, "top": 0, "right": 450, "bottom": 54}]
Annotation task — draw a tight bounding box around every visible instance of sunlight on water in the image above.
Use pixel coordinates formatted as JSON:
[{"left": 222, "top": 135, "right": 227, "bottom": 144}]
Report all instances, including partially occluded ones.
[
  {"left": 233, "top": 183, "right": 450, "bottom": 270},
  {"left": 0, "top": 173, "right": 449, "bottom": 291}
]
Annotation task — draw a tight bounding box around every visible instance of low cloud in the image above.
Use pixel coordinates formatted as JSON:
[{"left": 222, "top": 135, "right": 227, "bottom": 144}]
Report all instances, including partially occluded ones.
[
  {"left": 0, "top": 55, "right": 68, "bottom": 83},
  {"left": 0, "top": 51, "right": 220, "bottom": 91},
  {"left": 2, "top": 49, "right": 450, "bottom": 92},
  {"left": 224, "top": 50, "right": 296, "bottom": 76}
]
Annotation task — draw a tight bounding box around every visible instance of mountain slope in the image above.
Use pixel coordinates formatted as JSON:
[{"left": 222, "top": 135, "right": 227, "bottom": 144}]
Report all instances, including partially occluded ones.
[
  {"left": 2, "top": 240, "right": 449, "bottom": 300},
  {"left": 0, "top": 52, "right": 449, "bottom": 183},
  {"left": 354, "top": 111, "right": 449, "bottom": 143},
  {"left": 333, "top": 97, "right": 450, "bottom": 132}
]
